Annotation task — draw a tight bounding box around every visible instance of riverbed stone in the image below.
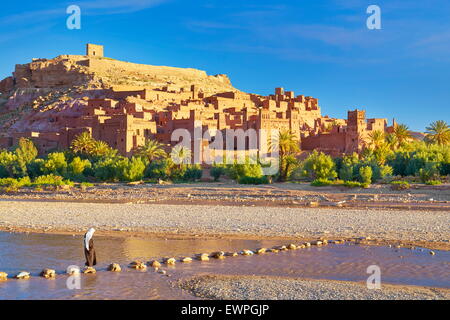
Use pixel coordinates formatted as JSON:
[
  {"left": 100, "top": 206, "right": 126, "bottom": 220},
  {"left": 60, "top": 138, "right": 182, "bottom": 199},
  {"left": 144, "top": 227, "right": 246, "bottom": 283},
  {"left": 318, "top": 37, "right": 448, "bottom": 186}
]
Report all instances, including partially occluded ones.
[
  {"left": 108, "top": 263, "right": 122, "bottom": 272},
  {"left": 149, "top": 260, "right": 161, "bottom": 268},
  {"left": 40, "top": 268, "right": 56, "bottom": 278},
  {"left": 241, "top": 249, "right": 254, "bottom": 256},
  {"left": 165, "top": 258, "right": 176, "bottom": 265},
  {"left": 226, "top": 252, "right": 238, "bottom": 257},
  {"left": 83, "top": 267, "right": 96, "bottom": 274},
  {"left": 14, "top": 271, "right": 30, "bottom": 279},
  {"left": 256, "top": 248, "right": 267, "bottom": 254},
  {"left": 212, "top": 251, "right": 225, "bottom": 259},
  {"left": 288, "top": 244, "right": 297, "bottom": 250},
  {"left": 129, "top": 261, "right": 147, "bottom": 270},
  {"left": 67, "top": 266, "right": 80, "bottom": 275},
  {"left": 198, "top": 253, "right": 210, "bottom": 261},
  {"left": 0, "top": 272, "right": 8, "bottom": 280},
  {"left": 181, "top": 257, "right": 193, "bottom": 263}
]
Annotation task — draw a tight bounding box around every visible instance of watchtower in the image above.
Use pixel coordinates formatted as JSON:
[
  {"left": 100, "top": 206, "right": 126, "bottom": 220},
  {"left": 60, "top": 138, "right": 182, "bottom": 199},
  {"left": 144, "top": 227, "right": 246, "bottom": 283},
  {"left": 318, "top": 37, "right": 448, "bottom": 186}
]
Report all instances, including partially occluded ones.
[{"left": 86, "top": 44, "right": 104, "bottom": 57}]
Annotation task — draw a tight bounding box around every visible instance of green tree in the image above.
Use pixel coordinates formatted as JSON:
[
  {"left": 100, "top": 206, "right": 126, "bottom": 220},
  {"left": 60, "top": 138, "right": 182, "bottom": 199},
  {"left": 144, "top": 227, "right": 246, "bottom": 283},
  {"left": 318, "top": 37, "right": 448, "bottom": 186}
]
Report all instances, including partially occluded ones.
[
  {"left": 71, "top": 132, "right": 95, "bottom": 155},
  {"left": 393, "top": 124, "right": 412, "bottom": 148},
  {"left": 42, "top": 152, "right": 68, "bottom": 176},
  {"left": 270, "top": 130, "right": 300, "bottom": 181},
  {"left": 367, "top": 130, "right": 385, "bottom": 150},
  {"left": 68, "top": 157, "right": 91, "bottom": 180},
  {"left": 134, "top": 139, "right": 167, "bottom": 163},
  {"left": 425, "top": 120, "right": 450, "bottom": 146},
  {"left": 302, "top": 150, "right": 337, "bottom": 181},
  {"left": 359, "top": 166, "right": 373, "bottom": 185}
]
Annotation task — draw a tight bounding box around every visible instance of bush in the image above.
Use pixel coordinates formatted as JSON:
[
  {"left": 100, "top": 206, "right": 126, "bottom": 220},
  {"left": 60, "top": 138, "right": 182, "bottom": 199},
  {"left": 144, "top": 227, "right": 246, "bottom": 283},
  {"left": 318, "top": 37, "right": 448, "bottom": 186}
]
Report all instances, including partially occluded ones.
[
  {"left": 67, "top": 157, "right": 91, "bottom": 180},
  {"left": 310, "top": 178, "right": 334, "bottom": 187},
  {"left": 359, "top": 166, "right": 373, "bottom": 185},
  {"left": 0, "top": 177, "right": 32, "bottom": 191},
  {"left": 119, "top": 157, "right": 146, "bottom": 182},
  {"left": 144, "top": 159, "right": 172, "bottom": 180},
  {"left": 390, "top": 181, "right": 410, "bottom": 190},
  {"left": 183, "top": 165, "right": 203, "bottom": 181},
  {"left": 226, "top": 162, "right": 263, "bottom": 181},
  {"left": 425, "top": 180, "right": 442, "bottom": 185},
  {"left": 301, "top": 151, "right": 337, "bottom": 181},
  {"left": 418, "top": 162, "right": 440, "bottom": 183},
  {"left": 33, "top": 174, "right": 73, "bottom": 187},
  {"left": 343, "top": 181, "right": 368, "bottom": 188},
  {"left": 42, "top": 152, "right": 68, "bottom": 176},
  {"left": 210, "top": 164, "right": 226, "bottom": 181},
  {"left": 238, "top": 175, "right": 270, "bottom": 185}
]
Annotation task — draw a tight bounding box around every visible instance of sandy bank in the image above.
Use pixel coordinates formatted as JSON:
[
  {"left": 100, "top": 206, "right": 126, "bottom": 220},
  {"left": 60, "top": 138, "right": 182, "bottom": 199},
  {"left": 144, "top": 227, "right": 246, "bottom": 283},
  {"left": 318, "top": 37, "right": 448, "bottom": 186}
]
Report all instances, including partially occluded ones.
[
  {"left": 0, "top": 200, "right": 448, "bottom": 249},
  {"left": 179, "top": 275, "right": 450, "bottom": 300}
]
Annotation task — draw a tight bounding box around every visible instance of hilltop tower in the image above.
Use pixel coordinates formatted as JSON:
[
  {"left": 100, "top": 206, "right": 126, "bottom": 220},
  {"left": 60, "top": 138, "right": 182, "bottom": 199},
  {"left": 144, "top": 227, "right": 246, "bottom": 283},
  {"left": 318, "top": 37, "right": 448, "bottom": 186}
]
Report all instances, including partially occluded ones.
[{"left": 86, "top": 44, "right": 104, "bottom": 57}]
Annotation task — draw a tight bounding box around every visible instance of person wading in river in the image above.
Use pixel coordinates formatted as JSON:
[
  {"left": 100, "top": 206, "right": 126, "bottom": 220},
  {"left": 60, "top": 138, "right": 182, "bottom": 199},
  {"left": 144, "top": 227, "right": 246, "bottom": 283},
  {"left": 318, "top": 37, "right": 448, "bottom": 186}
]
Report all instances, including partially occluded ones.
[{"left": 84, "top": 228, "right": 97, "bottom": 267}]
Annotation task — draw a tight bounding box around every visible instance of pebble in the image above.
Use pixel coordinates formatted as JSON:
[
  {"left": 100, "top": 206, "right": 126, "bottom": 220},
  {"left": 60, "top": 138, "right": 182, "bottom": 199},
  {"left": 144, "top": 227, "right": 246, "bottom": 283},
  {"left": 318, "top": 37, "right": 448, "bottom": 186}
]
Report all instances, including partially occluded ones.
[
  {"left": 108, "top": 263, "right": 121, "bottom": 272},
  {"left": 198, "top": 253, "right": 210, "bottom": 261},
  {"left": 14, "top": 271, "right": 30, "bottom": 279},
  {"left": 149, "top": 260, "right": 161, "bottom": 268},
  {"left": 83, "top": 267, "right": 96, "bottom": 274},
  {"left": 40, "top": 268, "right": 56, "bottom": 278}
]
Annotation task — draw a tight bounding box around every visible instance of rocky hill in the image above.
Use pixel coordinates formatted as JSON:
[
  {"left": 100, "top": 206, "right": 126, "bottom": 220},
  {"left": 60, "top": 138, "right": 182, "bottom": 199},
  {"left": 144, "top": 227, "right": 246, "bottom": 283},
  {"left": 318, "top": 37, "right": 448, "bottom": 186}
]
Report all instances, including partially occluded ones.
[{"left": 0, "top": 52, "right": 237, "bottom": 135}]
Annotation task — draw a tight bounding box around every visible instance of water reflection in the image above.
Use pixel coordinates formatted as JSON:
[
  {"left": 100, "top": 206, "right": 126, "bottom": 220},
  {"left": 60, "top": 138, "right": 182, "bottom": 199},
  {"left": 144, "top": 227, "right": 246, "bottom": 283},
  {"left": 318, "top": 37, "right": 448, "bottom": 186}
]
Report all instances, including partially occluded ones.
[{"left": 0, "top": 232, "right": 448, "bottom": 299}]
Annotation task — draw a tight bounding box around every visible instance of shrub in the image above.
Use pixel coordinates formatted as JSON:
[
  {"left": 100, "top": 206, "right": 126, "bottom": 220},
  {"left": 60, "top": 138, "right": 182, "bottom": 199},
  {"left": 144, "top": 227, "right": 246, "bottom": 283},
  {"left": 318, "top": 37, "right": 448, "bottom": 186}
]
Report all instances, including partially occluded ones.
[
  {"left": 343, "top": 181, "right": 368, "bottom": 188},
  {"left": 339, "top": 166, "right": 354, "bottom": 182},
  {"left": 0, "top": 177, "right": 32, "bottom": 191},
  {"left": 119, "top": 157, "right": 146, "bottom": 182},
  {"left": 183, "top": 165, "right": 203, "bottom": 181},
  {"left": 144, "top": 159, "right": 172, "bottom": 180},
  {"left": 301, "top": 151, "right": 337, "bottom": 181},
  {"left": 425, "top": 180, "right": 442, "bottom": 185},
  {"left": 68, "top": 157, "right": 91, "bottom": 180},
  {"left": 418, "top": 162, "right": 440, "bottom": 183},
  {"left": 79, "top": 182, "right": 94, "bottom": 190},
  {"left": 390, "top": 181, "right": 410, "bottom": 190},
  {"left": 310, "top": 178, "right": 334, "bottom": 187},
  {"left": 33, "top": 174, "right": 73, "bottom": 187},
  {"left": 359, "top": 166, "right": 373, "bottom": 185},
  {"left": 210, "top": 164, "right": 226, "bottom": 181},
  {"left": 226, "top": 162, "right": 263, "bottom": 181},
  {"left": 238, "top": 175, "right": 270, "bottom": 185},
  {"left": 42, "top": 152, "right": 68, "bottom": 176},
  {"left": 0, "top": 150, "right": 19, "bottom": 178}
]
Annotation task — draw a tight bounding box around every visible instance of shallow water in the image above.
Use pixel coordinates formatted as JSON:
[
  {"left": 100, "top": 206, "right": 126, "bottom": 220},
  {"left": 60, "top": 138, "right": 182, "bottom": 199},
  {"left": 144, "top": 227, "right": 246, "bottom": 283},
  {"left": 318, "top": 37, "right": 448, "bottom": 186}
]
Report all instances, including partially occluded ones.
[{"left": 0, "top": 232, "right": 448, "bottom": 299}]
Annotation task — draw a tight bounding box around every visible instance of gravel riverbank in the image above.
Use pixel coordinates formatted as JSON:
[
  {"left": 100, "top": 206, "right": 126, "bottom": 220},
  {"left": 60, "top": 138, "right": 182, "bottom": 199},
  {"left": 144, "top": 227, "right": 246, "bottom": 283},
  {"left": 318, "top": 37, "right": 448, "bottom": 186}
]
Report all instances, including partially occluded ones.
[
  {"left": 179, "top": 275, "right": 450, "bottom": 300},
  {"left": 0, "top": 200, "right": 448, "bottom": 246}
]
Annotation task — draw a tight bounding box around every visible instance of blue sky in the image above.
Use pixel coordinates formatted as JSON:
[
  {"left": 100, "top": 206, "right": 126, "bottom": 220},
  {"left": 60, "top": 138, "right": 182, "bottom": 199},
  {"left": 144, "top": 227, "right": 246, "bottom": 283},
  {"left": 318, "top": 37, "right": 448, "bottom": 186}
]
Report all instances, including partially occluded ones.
[{"left": 1, "top": 0, "right": 449, "bottom": 131}]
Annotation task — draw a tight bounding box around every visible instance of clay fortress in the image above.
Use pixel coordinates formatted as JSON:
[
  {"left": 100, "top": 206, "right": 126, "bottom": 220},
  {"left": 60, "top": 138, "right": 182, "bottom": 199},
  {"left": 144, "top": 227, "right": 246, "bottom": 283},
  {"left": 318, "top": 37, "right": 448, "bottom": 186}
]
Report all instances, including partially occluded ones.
[{"left": 0, "top": 44, "right": 395, "bottom": 159}]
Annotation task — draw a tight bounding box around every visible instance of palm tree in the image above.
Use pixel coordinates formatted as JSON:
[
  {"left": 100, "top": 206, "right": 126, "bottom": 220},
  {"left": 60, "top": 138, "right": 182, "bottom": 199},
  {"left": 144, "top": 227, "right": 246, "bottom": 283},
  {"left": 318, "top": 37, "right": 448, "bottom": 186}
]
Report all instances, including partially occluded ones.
[
  {"left": 71, "top": 132, "right": 95, "bottom": 155},
  {"left": 92, "top": 140, "right": 116, "bottom": 158},
  {"left": 425, "top": 120, "right": 450, "bottom": 145},
  {"left": 270, "top": 130, "right": 300, "bottom": 181},
  {"left": 385, "top": 133, "right": 398, "bottom": 150},
  {"left": 367, "top": 130, "right": 385, "bottom": 150},
  {"left": 170, "top": 145, "right": 192, "bottom": 167},
  {"left": 393, "top": 124, "right": 411, "bottom": 147},
  {"left": 134, "top": 139, "right": 167, "bottom": 163}
]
